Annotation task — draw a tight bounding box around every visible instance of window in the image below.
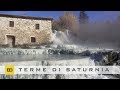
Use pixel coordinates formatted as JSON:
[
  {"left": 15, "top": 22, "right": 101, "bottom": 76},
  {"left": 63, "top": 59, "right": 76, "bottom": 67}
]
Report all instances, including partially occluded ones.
[
  {"left": 31, "top": 37, "right": 36, "bottom": 43},
  {"left": 35, "top": 24, "right": 39, "bottom": 29},
  {"left": 9, "top": 21, "right": 14, "bottom": 27}
]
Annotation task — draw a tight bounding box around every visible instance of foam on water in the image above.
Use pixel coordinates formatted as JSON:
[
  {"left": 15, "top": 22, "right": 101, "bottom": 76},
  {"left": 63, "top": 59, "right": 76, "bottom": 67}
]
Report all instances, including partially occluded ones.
[
  {"left": 0, "top": 30, "right": 118, "bottom": 79},
  {"left": 0, "top": 57, "right": 115, "bottom": 79}
]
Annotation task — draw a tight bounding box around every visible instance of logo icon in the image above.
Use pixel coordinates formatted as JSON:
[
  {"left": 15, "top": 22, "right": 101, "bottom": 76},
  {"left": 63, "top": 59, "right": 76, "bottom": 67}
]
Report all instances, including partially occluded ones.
[{"left": 5, "top": 65, "right": 14, "bottom": 75}]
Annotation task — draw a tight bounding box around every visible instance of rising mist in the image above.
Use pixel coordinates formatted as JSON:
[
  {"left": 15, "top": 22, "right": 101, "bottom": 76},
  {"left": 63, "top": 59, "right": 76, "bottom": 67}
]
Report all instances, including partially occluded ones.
[{"left": 73, "top": 22, "right": 120, "bottom": 48}]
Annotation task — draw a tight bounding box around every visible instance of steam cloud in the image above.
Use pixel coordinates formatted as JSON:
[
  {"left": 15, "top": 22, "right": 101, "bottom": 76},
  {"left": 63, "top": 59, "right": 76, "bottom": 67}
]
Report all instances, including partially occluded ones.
[{"left": 74, "top": 23, "right": 120, "bottom": 48}]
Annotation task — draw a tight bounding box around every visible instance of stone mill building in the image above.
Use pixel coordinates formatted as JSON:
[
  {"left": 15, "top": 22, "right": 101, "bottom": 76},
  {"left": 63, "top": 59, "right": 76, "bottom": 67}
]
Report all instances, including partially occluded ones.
[{"left": 0, "top": 14, "right": 53, "bottom": 47}]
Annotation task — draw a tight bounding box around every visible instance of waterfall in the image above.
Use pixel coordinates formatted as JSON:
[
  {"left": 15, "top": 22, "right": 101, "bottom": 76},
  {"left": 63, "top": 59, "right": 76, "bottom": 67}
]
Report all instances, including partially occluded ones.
[
  {"left": 0, "top": 30, "right": 119, "bottom": 79},
  {"left": 52, "top": 30, "right": 71, "bottom": 45}
]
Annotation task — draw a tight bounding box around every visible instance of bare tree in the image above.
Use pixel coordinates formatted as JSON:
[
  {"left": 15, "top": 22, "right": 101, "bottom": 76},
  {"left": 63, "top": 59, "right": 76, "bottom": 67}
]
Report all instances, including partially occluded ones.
[{"left": 52, "top": 12, "right": 79, "bottom": 33}]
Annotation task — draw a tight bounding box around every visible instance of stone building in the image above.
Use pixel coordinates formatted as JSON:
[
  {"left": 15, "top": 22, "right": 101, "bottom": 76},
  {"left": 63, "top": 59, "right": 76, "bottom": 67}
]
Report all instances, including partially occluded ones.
[{"left": 0, "top": 14, "right": 53, "bottom": 47}]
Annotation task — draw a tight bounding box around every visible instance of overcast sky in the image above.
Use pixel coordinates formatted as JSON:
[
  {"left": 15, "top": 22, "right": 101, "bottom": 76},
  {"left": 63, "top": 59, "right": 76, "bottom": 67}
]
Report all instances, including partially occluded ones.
[{"left": 0, "top": 11, "right": 120, "bottom": 22}]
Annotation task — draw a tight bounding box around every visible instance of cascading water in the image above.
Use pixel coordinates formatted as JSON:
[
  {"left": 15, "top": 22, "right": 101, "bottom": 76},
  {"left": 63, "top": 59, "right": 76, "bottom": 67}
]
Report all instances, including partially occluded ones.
[
  {"left": 48, "top": 30, "right": 119, "bottom": 79},
  {"left": 52, "top": 30, "right": 71, "bottom": 45},
  {"left": 0, "top": 30, "right": 119, "bottom": 79}
]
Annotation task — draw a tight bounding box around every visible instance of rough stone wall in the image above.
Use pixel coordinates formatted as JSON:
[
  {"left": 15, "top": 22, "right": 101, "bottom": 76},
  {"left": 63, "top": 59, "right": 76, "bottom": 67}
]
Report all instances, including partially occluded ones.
[{"left": 0, "top": 16, "right": 53, "bottom": 45}]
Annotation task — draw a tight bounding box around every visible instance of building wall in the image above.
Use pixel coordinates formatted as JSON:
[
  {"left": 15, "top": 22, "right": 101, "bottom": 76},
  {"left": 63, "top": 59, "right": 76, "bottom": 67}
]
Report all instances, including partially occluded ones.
[{"left": 0, "top": 16, "right": 53, "bottom": 45}]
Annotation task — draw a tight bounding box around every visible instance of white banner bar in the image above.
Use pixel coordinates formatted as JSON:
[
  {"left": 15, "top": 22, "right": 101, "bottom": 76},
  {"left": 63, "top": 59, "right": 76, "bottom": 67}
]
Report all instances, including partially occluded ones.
[{"left": 1, "top": 66, "right": 120, "bottom": 75}]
